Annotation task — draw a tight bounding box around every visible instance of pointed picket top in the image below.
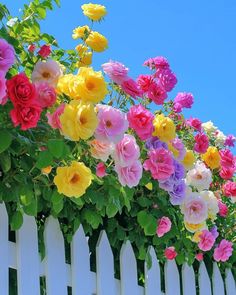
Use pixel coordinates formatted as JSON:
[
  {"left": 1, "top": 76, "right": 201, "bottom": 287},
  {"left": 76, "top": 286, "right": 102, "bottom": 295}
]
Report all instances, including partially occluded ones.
[
  {"left": 182, "top": 263, "right": 196, "bottom": 295},
  {"left": 225, "top": 268, "right": 236, "bottom": 295},
  {"left": 212, "top": 263, "right": 225, "bottom": 295},
  {"left": 16, "top": 214, "right": 40, "bottom": 295},
  {"left": 144, "top": 246, "right": 162, "bottom": 295},
  {"left": 44, "top": 216, "right": 67, "bottom": 295},
  {"left": 96, "top": 230, "right": 116, "bottom": 295},
  {"left": 71, "top": 225, "right": 93, "bottom": 295},
  {"left": 199, "top": 262, "right": 212, "bottom": 295},
  {"left": 164, "top": 260, "right": 180, "bottom": 295},
  {"left": 120, "top": 240, "right": 139, "bottom": 295},
  {"left": 0, "top": 203, "right": 9, "bottom": 295}
]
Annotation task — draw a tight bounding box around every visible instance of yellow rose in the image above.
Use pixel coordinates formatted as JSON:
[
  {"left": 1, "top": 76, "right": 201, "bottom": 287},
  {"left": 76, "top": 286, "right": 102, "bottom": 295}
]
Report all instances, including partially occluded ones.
[
  {"left": 81, "top": 3, "right": 107, "bottom": 21},
  {"left": 76, "top": 67, "right": 108, "bottom": 103},
  {"left": 57, "top": 74, "right": 80, "bottom": 99},
  {"left": 181, "top": 150, "right": 196, "bottom": 170},
  {"left": 85, "top": 31, "right": 108, "bottom": 52},
  {"left": 185, "top": 221, "right": 207, "bottom": 233},
  {"left": 167, "top": 142, "right": 179, "bottom": 158},
  {"left": 202, "top": 146, "right": 220, "bottom": 169},
  {"left": 152, "top": 114, "right": 176, "bottom": 142},
  {"left": 60, "top": 100, "right": 98, "bottom": 141},
  {"left": 54, "top": 161, "right": 92, "bottom": 198},
  {"left": 72, "top": 25, "right": 90, "bottom": 39},
  {"left": 75, "top": 44, "right": 89, "bottom": 55},
  {"left": 192, "top": 231, "right": 203, "bottom": 243},
  {"left": 76, "top": 52, "right": 93, "bottom": 68}
]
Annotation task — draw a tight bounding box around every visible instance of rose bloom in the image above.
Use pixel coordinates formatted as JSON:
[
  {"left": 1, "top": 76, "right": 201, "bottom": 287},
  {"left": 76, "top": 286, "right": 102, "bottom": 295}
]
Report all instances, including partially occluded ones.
[
  {"left": 156, "top": 216, "right": 172, "bottom": 237},
  {"left": 72, "top": 25, "right": 90, "bottom": 39},
  {"left": 85, "top": 31, "right": 108, "bottom": 52},
  {"left": 181, "top": 192, "right": 208, "bottom": 224},
  {"left": 54, "top": 161, "right": 92, "bottom": 198},
  {"left": 157, "top": 68, "right": 177, "bottom": 92},
  {"left": 113, "top": 134, "right": 140, "bottom": 167},
  {"left": 0, "top": 38, "right": 15, "bottom": 73},
  {"left": 152, "top": 114, "right": 176, "bottom": 143},
  {"left": 121, "top": 78, "right": 142, "bottom": 99},
  {"left": 218, "top": 200, "right": 228, "bottom": 217},
  {"left": 36, "top": 82, "right": 57, "bottom": 108},
  {"left": 31, "top": 60, "right": 62, "bottom": 86},
  {"left": 6, "top": 73, "right": 36, "bottom": 106},
  {"left": 10, "top": 104, "right": 42, "bottom": 130},
  {"left": 0, "top": 71, "right": 7, "bottom": 104},
  {"left": 102, "top": 60, "right": 128, "bottom": 84},
  {"left": 170, "top": 137, "right": 186, "bottom": 161},
  {"left": 164, "top": 247, "right": 177, "bottom": 260},
  {"left": 147, "top": 81, "right": 167, "bottom": 105},
  {"left": 215, "top": 130, "right": 227, "bottom": 147},
  {"left": 28, "top": 44, "right": 36, "bottom": 53},
  {"left": 220, "top": 149, "right": 235, "bottom": 169},
  {"left": 202, "top": 121, "right": 217, "bottom": 135},
  {"left": 144, "top": 56, "right": 169, "bottom": 71},
  {"left": 181, "top": 150, "right": 196, "bottom": 170},
  {"left": 194, "top": 133, "right": 209, "bottom": 154},
  {"left": 143, "top": 147, "right": 174, "bottom": 181},
  {"left": 220, "top": 167, "right": 235, "bottom": 180},
  {"left": 96, "top": 162, "right": 107, "bottom": 178},
  {"left": 81, "top": 3, "right": 107, "bottom": 21},
  {"left": 223, "top": 181, "right": 236, "bottom": 197},
  {"left": 46, "top": 103, "right": 65, "bottom": 130},
  {"left": 173, "top": 92, "right": 194, "bottom": 113},
  {"left": 89, "top": 139, "right": 114, "bottom": 162},
  {"left": 198, "top": 230, "right": 215, "bottom": 251},
  {"left": 213, "top": 239, "right": 233, "bottom": 262},
  {"left": 38, "top": 45, "right": 51, "bottom": 58},
  {"left": 115, "top": 160, "right": 143, "bottom": 188},
  {"left": 224, "top": 134, "right": 236, "bottom": 147},
  {"left": 127, "top": 104, "right": 154, "bottom": 140},
  {"left": 136, "top": 74, "right": 154, "bottom": 93},
  {"left": 195, "top": 253, "right": 204, "bottom": 261},
  {"left": 186, "top": 117, "right": 202, "bottom": 132},
  {"left": 202, "top": 146, "right": 221, "bottom": 170},
  {"left": 200, "top": 190, "right": 219, "bottom": 220},
  {"left": 184, "top": 221, "right": 207, "bottom": 233},
  {"left": 95, "top": 105, "right": 128, "bottom": 143}
]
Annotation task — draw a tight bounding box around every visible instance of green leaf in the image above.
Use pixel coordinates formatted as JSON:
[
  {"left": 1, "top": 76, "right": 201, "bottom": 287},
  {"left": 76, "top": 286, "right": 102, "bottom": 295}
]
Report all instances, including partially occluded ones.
[
  {"left": 47, "top": 139, "right": 65, "bottom": 159},
  {"left": 0, "top": 152, "right": 11, "bottom": 172},
  {"left": 106, "top": 203, "right": 118, "bottom": 218},
  {"left": 35, "top": 150, "right": 53, "bottom": 169},
  {"left": 51, "top": 189, "right": 63, "bottom": 204},
  {"left": 82, "top": 209, "right": 102, "bottom": 229},
  {"left": 11, "top": 211, "right": 23, "bottom": 230},
  {"left": 52, "top": 199, "right": 64, "bottom": 214},
  {"left": 23, "top": 199, "right": 37, "bottom": 216},
  {"left": 54, "top": 0, "right": 61, "bottom": 7},
  {"left": 137, "top": 211, "right": 157, "bottom": 236},
  {"left": 20, "top": 186, "right": 33, "bottom": 206},
  {"left": 36, "top": 7, "right": 46, "bottom": 19},
  {"left": 0, "top": 130, "right": 12, "bottom": 153}
]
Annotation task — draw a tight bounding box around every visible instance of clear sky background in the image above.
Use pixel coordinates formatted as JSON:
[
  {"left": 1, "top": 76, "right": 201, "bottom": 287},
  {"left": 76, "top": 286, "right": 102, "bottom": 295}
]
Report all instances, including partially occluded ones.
[{"left": 4, "top": 0, "right": 236, "bottom": 146}]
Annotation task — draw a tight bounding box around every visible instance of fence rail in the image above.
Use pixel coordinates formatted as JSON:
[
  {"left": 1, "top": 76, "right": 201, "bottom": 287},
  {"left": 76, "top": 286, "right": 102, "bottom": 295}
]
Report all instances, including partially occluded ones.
[{"left": 0, "top": 203, "right": 235, "bottom": 295}]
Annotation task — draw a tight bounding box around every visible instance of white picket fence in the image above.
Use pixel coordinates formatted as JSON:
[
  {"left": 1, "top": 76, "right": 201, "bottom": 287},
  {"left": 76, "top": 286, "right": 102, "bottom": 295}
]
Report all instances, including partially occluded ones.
[{"left": 0, "top": 203, "right": 235, "bottom": 295}]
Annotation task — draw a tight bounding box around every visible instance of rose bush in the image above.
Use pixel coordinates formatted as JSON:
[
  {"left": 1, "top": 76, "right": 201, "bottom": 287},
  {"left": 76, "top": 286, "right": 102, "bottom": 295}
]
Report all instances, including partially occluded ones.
[{"left": 0, "top": 0, "right": 235, "bottom": 287}]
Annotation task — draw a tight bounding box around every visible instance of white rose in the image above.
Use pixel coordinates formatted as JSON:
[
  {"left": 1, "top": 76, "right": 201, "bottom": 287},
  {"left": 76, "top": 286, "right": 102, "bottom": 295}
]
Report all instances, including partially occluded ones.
[
  {"left": 200, "top": 190, "right": 219, "bottom": 220},
  {"left": 186, "top": 161, "right": 212, "bottom": 191},
  {"left": 202, "top": 121, "right": 217, "bottom": 134},
  {"left": 215, "top": 130, "right": 226, "bottom": 147}
]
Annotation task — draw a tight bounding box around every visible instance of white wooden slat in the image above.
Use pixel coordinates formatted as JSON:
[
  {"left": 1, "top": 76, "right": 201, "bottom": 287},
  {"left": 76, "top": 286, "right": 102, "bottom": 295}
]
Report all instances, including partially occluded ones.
[
  {"left": 144, "top": 246, "right": 162, "bottom": 295},
  {"left": 44, "top": 216, "right": 67, "bottom": 295},
  {"left": 164, "top": 260, "right": 180, "bottom": 295},
  {"left": 16, "top": 214, "right": 40, "bottom": 295},
  {"left": 71, "top": 226, "right": 93, "bottom": 295},
  {"left": 0, "top": 204, "right": 9, "bottom": 295},
  {"left": 120, "top": 241, "right": 139, "bottom": 295},
  {"left": 212, "top": 263, "right": 225, "bottom": 295},
  {"left": 225, "top": 269, "right": 236, "bottom": 295},
  {"left": 182, "top": 263, "right": 196, "bottom": 295},
  {"left": 96, "top": 231, "right": 116, "bottom": 295},
  {"left": 199, "top": 262, "right": 212, "bottom": 295}
]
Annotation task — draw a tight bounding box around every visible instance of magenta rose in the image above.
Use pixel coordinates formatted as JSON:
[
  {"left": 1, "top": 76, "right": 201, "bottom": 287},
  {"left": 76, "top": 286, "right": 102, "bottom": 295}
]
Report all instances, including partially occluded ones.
[
  {"left": 121, "top": 78, "right": 142, "bottom": 98},
  {"left": 147, "top": 81, "right": 167, "bottom": 105},
  {"left": 223, "top": 181, "right": 236, "bottom": 197},
  {"left": 194, "top": 133, "right": 209, "bottom": 154},
  {"left": 164, "top": 247, "right": 177, "bottom": 260}
]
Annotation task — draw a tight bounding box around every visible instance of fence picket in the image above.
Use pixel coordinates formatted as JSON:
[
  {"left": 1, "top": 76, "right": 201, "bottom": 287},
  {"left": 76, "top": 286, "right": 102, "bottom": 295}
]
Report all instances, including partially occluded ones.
[
  {"left": 182, "top": 263, "right": 196, "bottom": 295},
  {"left": 199, "top": 262, "right": 212, "bottom": 295},
  {"left": 144, "top": 246, "right": 162, "bottom": 295},
  {"left": 71, "top": 226, "right": 93, "bottom": 295},
  {"left": 225, "top": 269, "right": 236, "bottom": 295},
  {"left": 120, "top": 241, "right": 139, "bottom": 295},
  {"left": 0, "top": 204, "right": 8, "bottom": 295},
  {"left": 16, "top": 215, "right": 40, "bottom": 295},
  {"left": 96, "top": 231, "right": 117, "bottom": 295},
  {"left": 165, "top": 260, "right": 180, "bottom": 295},
  {"left": 44, "top": 217, "right": 67, "bottom": 295},
  {"left": 212, "top": 263, "right": 225, "bottom": 295}
]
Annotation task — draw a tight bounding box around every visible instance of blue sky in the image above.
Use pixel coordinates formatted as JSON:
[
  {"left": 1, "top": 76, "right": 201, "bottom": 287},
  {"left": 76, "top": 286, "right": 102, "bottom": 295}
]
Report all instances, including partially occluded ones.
[{"left": 4, "top": 0, "right": 236, "bottom": 145}]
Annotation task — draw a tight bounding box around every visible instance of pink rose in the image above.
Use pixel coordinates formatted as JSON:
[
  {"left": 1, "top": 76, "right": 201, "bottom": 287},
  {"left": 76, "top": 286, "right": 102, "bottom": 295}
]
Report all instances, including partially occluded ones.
[
  {"left": 198, "top": 230, "right": 215, "bottom": 251},
  {"left": 0, "top": 71, "right": 7, "bottom": 105},
  {"left": 115, "top": 160, "right": 143, "bottom": 188},
  {"left": 213, "top": 240, "right": 233, "bottom": 262},
  {"left": 220, "top": 167, "right": 235, "bottom": 180},
  {"left": 195, "top": 253, "right": 204, "bottom": 261},
  {"left": 186, "top": 117, "right": 202, "bottom": 131},
  {"left": 0, "top": 38, "right": 15, "bottom": 73},
  {"left": 89, "top": 139, "right": 114, "bottom": 162},
  {"left": 194, "top": 133, "right": 209, "bottom": 154},
  {"left": 144, "top": 56, "right": 169, "bottom": 71},
  {"left": 173, "top": 92, "right": 194, "bottom": 113},
  {"left": 136, "top": 74, "right": 154, "bottom": 93},
  {"left": 164, "top": 247, "right": 177, "bottom": 260},
  {"left": 218, "top": 200, "right": 228, "bottom": 217},
  {"left": 220, "top": 149, "right": 235, "bottom": 169},
  {"left": 96, "top": 162, "right": 107, "bottom": 178},
  {"left": 38, "top": 45, "right": 51, "bottom": 58},
  {"left": 46, "top": 103, "right": 65, "bottom": 129},
  {"left": 157, "top": 68, "right": 177, "bottom": 92},
  {"left": 143, "top": 148, "right": 174, "bottom": 181},
  {"left": 127, "top": 104, "right": 154, "bottom": 140},
  {"left": 121, "top": 78, "right": 142, "bottom": 98},
  {"left": 102, "top": 60, "right": 128, "bottom": 84},
  {"left": 113, "top": 134, "right": 140, "bottom": 167},
  {"left": 223, "top": 181, "right": 236, "bottom": 197},
  {"left": 36, "top": 82, "right": 57, "bottom": 108},
  {"left": 147, "top": 81, "right": 167, "bottom": 105},
  {"left": 10, "top": 104, "right": 42, "bottom": 130},
  {"left": 156, "top": 216, "right": 172, "bottom": 237}
]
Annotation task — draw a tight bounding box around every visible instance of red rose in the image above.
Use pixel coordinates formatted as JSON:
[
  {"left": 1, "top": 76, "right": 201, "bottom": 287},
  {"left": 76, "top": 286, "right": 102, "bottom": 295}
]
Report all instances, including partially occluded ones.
[
  {"left": 10, "top": 104, "right": 42, "bottom": 130},
  {"left": 38, "top": 45, "right": 51, "bottom": 58},
  {"left": 6, "top": 73, "right": 36, "bottom": 106}
]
